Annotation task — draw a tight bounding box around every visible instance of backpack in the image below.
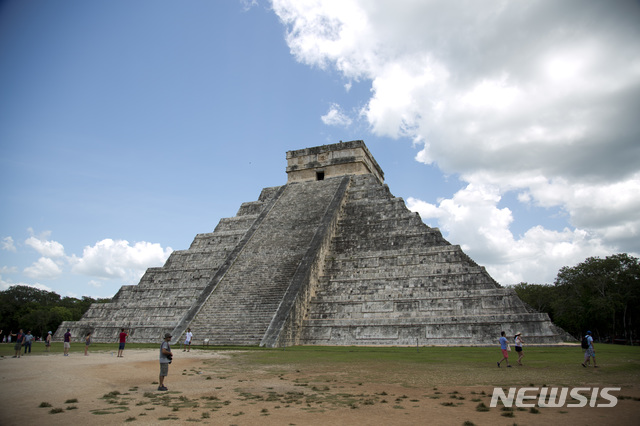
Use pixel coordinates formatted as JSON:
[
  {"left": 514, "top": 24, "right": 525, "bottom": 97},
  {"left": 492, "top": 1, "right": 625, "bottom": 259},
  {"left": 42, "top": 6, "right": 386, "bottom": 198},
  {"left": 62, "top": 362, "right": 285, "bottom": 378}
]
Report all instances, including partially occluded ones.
[{"left": 581, "top": 335, "right": 589, "bottom": 349}]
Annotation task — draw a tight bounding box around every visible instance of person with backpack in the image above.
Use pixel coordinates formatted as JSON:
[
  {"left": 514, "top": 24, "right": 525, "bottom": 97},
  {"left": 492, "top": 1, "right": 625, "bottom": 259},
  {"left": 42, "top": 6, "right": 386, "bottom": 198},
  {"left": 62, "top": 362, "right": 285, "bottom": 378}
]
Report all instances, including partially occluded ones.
[
  {"left": 581, "top": 330, "right": 597, "bottom": 368},
  {"left": 158, "top": 333, "right": 173, "bottom": 391}
]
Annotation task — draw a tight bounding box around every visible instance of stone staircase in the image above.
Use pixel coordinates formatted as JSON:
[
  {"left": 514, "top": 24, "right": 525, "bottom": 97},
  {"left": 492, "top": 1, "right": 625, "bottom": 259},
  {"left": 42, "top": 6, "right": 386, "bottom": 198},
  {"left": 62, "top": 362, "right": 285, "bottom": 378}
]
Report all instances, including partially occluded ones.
[
  {"left": 181, "top": 176, "right": 349, "bottom": 346},
  {"left": 55, "top": 185, "right": 283, "bottom": 343},
  {"left": 300, "top": 175, "right": 564, "bottom": 345}
]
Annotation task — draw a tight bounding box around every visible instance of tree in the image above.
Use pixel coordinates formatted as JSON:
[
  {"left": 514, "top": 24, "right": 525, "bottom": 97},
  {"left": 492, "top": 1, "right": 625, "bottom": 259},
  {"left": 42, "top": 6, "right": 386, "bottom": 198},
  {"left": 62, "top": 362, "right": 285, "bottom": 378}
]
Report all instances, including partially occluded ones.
[
  {"left": 20, "top": 308, "right": 51, "bottom": 338},
  {"left": 0, "top": 285, "right": 108, "bottom": 338},
  {"left": 513, "top": 282, "right": 557, "bottom": 320},
  {"left": 49, "top": 306, "right": 73, "bottom": 326},
  {"left": 553, "top": 254, "right": 640, "bottom": 342}
]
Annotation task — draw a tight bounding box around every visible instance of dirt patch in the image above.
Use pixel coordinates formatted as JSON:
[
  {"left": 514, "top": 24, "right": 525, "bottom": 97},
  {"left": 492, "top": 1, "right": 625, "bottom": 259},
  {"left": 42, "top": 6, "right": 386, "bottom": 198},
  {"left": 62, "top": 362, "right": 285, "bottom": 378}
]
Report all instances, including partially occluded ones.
[{"left": 0, "top": 349, "right": 638, "bottom": 425}]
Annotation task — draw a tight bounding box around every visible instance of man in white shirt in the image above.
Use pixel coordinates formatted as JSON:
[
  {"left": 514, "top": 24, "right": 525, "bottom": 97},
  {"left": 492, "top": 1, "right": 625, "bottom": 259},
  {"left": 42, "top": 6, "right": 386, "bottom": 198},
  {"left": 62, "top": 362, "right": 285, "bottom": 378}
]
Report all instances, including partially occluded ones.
[{"left": 183, "top": 328, "right": 193, "bottom": 352}]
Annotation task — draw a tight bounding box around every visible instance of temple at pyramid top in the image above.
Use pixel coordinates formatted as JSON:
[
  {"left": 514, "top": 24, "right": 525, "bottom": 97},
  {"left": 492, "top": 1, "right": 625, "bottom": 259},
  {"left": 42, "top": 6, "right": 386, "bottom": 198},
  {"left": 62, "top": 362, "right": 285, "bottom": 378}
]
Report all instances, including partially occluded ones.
[
  {"left": 56, "top": 139, "right": 569, "bottom": 347},
  {"left": 286, "top": 140, "right": 384, "bottom": 184}
]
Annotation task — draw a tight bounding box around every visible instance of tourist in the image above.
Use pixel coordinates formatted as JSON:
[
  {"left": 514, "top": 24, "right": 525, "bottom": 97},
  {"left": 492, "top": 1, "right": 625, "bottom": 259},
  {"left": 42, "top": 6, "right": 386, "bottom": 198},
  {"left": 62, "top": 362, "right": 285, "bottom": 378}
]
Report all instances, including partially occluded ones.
[
  {"left": 158, "top": 333, "right": 173, "bottom": 391},
  {"left": 183, "top": 328, "right": 193, "bottom": 352},
  {"left": 582, "top": 330, "right": 597, "bottom": 368},
  {"left": 514, "top": 332, "right": 524, "bottom": 365},
  {"left": 45, "top": 331, "right": 52, "bottom": 352},
  {"left": 497, "top": 331, "right": 511, "bottom": 367},
  {"left": 12, "top": 329, "right": 24, "bottom": 358},
  {"left": 117, "top": 328, "right": 128, "bottom": 357},
  {"left": 23, "top": 330, "right": 34, "bottom": 354},
  {"left": 63, "top": 328, "right": 71, "bottom": 356},
  {"left": 84, "top": 332, "right": 92, "bottom": 356}
]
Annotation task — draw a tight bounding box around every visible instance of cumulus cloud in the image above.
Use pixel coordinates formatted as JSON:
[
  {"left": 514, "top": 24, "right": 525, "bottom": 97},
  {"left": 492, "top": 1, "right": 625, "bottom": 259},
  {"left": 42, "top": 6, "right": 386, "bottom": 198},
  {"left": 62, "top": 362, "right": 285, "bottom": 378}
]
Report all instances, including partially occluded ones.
[
  {"left": 25, "top": 235, "right": 65, "bottom": 258},
  {"left": 321, "top": 103, "right": 353, "bottom": 127},
  {"left": 71, "top": 239, "right": 172, "bottom": 283},
  {"left": 23, "top": 257, "right": 63, "bottom": 280},
  {"left": 407, "top": 189, "right": 613, "bottom": 284},
  {"left": 273, "top": 0, "right": 640, "bottom": 283},
  {"left": 2, "top": 236, "right": 16, "bottom": 252}
]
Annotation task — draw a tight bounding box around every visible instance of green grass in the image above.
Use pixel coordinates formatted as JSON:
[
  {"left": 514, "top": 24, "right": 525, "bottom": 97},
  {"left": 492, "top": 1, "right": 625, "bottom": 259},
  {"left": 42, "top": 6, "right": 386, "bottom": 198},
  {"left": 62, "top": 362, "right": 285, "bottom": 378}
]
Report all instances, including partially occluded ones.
[
  {"left": 215, "top": 344, "right": 640, "bottom": 389},
  {"left": 3, "top": 342, "right": 639, "bottom": 389}
]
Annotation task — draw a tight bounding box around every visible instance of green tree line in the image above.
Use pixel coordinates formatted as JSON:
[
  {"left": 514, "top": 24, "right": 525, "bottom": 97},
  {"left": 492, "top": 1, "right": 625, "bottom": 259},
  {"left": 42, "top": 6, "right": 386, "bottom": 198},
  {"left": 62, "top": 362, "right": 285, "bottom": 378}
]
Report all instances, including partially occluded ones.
[
  {"left": 514, "top": 253, "right": 640, "bottom": 343},
  {"left": 0, "top": 286, "right": 109, "bottom": 340}
]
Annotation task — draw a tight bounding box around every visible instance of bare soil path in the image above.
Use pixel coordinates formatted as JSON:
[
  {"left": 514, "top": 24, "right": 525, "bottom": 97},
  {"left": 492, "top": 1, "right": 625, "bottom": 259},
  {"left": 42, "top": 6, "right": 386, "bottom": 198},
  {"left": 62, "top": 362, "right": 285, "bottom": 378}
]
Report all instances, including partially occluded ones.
[{"left": 1, "top": 348, "right": 638, "bottom": 425}]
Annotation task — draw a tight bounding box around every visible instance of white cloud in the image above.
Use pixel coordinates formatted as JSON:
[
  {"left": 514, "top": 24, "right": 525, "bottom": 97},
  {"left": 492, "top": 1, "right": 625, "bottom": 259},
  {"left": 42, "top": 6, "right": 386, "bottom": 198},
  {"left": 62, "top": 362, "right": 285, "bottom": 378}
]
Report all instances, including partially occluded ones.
[
  {"left": 2, "top": 236, "right": 16, "bottom": 252},
  {"left": 23, "top": 257, "right": 63, "bottom": 280},
  {"left": 25, "top": 235, "right": 65, "bottom": 258},
  {"left": 321, "top": 103, "right": 353, "bottom": 127},
  {"left": 273, "top": 0, "right": 640, "bottom": 282},
  {"left": 240, "top": 0, "right": 258, "bottom": 11},
  {"left": 71, "top": 239, "right": 172, "bottom": 283},
  {"left": 407, "top": 186, "right": 614, "bottom": 284},
  {"left": 88, "top": 279, "right": 103, "bottom": 289}
]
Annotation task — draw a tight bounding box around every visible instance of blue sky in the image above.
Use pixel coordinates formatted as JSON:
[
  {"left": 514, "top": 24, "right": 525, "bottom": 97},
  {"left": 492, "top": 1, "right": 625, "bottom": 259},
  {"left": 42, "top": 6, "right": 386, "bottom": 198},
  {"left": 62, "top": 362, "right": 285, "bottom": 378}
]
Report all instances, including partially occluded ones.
[{"left": 1, "top": 0, "right": 639, "bottom": 299}]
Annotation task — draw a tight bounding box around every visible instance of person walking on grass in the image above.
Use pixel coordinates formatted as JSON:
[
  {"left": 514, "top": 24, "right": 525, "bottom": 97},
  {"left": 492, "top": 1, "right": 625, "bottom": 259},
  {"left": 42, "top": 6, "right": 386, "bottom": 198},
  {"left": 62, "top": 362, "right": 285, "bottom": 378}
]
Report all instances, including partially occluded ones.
[
  {"left": 582, "top": 330, "right": 598, "bottom": 368},
  {"left": 84, "top": 332, "right": 92, "bottom": 356},
  {"left": 497, "top": 331, "right": 511, "bottom": 367},
  {"left": 63, "top": 328, "right": 71, "bottom": 356},
  {"left": 158, "top": 333, "right": 173, "bottom": 391},
  {"left": 117, "top": 328, "right": 128, "bottom": 357},
  {"left": 514, "top": 332, "right": 525, "bottom": 366},
  {"left": 183, "top": 328, "right": 192, "bottom": 352}
]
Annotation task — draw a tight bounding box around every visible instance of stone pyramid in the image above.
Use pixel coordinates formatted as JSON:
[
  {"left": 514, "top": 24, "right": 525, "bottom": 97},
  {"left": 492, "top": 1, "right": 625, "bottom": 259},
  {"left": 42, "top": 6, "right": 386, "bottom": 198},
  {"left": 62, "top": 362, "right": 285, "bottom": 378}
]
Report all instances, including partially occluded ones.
[{"left": 56, "top": 141, "right": 566, "bottom": 346}]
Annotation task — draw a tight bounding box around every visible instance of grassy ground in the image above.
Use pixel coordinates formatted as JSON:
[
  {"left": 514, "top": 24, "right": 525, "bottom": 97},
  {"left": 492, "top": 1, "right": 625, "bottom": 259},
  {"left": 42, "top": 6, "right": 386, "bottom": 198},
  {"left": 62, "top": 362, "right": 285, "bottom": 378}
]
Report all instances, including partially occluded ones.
[
  {"left": 217, "top": 344, "right": 640, "bottom": 389},
  {"left": 4, "top": 342, "right": 637, "bottom": 389},
  {"left": 3, "top": 343, "right": 639, "bottom": 425}
]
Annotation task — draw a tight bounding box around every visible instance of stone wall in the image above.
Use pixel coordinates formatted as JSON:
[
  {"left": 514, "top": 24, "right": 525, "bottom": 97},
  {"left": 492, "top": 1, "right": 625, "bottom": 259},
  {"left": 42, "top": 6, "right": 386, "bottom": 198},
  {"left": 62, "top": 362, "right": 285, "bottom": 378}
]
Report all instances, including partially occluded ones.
[{"left": 286, "top": 140, "right": 384, "bottom": 184}]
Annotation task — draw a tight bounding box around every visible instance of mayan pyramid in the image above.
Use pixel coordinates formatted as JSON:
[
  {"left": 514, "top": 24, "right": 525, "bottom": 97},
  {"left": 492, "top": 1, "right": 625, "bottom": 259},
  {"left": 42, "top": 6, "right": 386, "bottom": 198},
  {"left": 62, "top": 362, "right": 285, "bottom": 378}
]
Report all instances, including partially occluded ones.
[{"left": 56, "top": 140, "right": 566, "bottom": 346}]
